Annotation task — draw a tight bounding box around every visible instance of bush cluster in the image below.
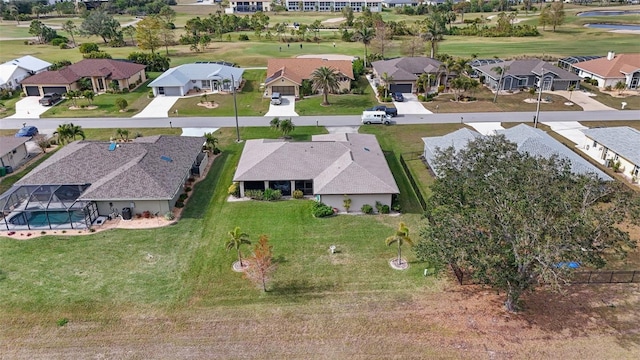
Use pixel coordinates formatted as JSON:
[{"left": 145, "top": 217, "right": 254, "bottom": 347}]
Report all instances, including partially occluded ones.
[
  {"left": 361, "top": 204, "right": 373, "bottom": 214},
  {"left": 245, "top": 189, "right": 282, "bottom": 201},
  {"left": 312, "top": 201, "right": 335, "bottom": 218},
  {"left": 292, "top": 189, "right": 304, "bottom": 199},
  {"left": 228, "top": 183, "right": 240, "bottom": 197}
]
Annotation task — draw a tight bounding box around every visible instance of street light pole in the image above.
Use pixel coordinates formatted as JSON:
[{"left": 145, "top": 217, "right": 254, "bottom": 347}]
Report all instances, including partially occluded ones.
[
  {"left": 231, "top": 74, "right": 240, "bottom": 142},
  {"left": 534, "top": 68, "right": 543, "bottom": 129}
]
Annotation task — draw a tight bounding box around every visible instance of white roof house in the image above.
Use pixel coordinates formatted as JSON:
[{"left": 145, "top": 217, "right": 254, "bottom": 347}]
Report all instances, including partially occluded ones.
[
  {"left": 580, "top": 126, "right": 640, "bottom": 180},
  {"left": 0, "top": 55, "right": 51, "bottom": 90},
  {"left": 148, "top": 63, "right": 245, "bottom": 97}
]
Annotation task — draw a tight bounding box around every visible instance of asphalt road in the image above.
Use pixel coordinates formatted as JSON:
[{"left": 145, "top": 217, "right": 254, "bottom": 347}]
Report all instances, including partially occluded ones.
[{"left": 1, "top": 110, "right": 638, "bottom": 131}]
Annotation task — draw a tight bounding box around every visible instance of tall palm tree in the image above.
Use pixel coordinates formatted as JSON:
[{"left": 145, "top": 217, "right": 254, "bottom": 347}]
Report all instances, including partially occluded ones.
[
  {"left": 491, "top": 64, "right": 509, "bottom": 103},
  {"left": 380, "top": 72, "right": 394, "bottom": 99},
  {"left": 226, "top": 226, "right": 251, "bottom": 267},
  {"left": 352, "top": 27, "right": 375, "bottom": 68},
  {"left": 68, "top": 123, "right": 85, "bottom": 141},
  {"left": 311, "top": 66, "right": 340, "bottom": 106},
  {"left": 385, "top": 222, "right": 413, "bottom": 266},
  {"left": 421, "top": 20, "right": 445, "bottom": 59},
  {"left": 54, "top": 123, "right": 72, "bottom": 145}
]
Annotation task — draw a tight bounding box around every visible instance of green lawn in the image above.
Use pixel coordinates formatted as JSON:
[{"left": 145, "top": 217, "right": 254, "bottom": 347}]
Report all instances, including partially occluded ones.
[
  {"left": 40, "top": 73, "right": 159, "bottom": 118},
  {"left": 0, "top": 91, "right": 24, "bottom": 118},
  {"left": 296, "top": 76, "right": 378, "bottom": 115}
]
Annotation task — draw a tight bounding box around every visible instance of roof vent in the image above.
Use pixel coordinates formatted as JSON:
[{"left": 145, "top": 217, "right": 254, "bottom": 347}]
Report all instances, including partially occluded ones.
[{"left": 160, "top": 155, "right": 173, "bottom": 162}]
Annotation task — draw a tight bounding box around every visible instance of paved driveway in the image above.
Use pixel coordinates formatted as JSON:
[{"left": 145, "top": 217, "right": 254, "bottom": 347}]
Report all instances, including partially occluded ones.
[
  {"left": 264, "top": 96, "right": 298, "bottom": 117},
  {"left": 551, "top": 90, "right": 615, "bottom": 111},
  {"left": 8, "top": 97, "right": 51, "bottom": 119},
  {"left": 133, "top": 96, "right": 180, "bottom": 118},
  {"left": 541, "top": 121, "right": 588, "bottom": 145},
  {"left": 393, "top": 94, "right": 432, "bottom": 115}
]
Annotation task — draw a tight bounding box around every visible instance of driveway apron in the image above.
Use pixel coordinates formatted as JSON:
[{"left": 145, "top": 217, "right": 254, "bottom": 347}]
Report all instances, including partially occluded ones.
[
  {"left": 8, "top": 97, "right": 50, "bottom": 119},
  {"left": 393, "top": 93, "right": 432, "bottom": 115},
  {"left": 264, "top": 96, "right": 298, "bottom": 117},
  {"left": 133, "top": 96, "right": 180, "bottom": 118}
]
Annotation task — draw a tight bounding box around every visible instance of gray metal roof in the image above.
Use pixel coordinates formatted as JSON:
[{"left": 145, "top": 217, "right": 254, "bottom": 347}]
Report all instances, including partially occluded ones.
[
  {"left": 16, "top": 136, "right": 205, "bottom": 200},
  {"left": 2, "top": 55, "right": 51, "bottom": 72},
  {"left": 473, "top": 59, "right": 580, "bottom": 81},
  {"left": 581, "top": 126, "right": 640, "bottom": 165},
  {"left": 233, "top": 133, "right": 399, "bottom": 195},
  {"left": 148, "top": 63, "right": 245, "bottom": 87},
  {"left": 0, "top": 136, "right": 29, "bottom": 158},
  {"left": 422, "top": 128, "right": 481, "bottom": 176},
  {"left": 372, "top": 57, "right": 443, "bottom": 82}
]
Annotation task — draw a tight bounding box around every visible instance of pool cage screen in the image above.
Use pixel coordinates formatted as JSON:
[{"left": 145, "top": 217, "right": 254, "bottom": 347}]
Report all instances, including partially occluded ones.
[{"left": 0, "top": 184, "right": 98, "bottom": 231}]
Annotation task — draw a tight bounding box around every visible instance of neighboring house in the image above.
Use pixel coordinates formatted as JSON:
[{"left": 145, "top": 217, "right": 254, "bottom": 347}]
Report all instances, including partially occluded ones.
[
  {"left": 148, "top": 63, "right": 244, "bottom": 97},
  {"left": 20, "top": 59, "right": 146, "bottom": 96},
  {"left": 381, "top": 0, "right": 419, "bottom": 7},
  {"left": 0, "top": 55, "right": 51, "bottom": 91},
  {"left": 423, "top": 124, "right": 610, "bottom": 180},
  {"left": 572, "top": 52, "right": 640, "bottom": 90},
  {"left": 227, "top": 0, "right": 272, "bottom": 12},
  {"left": 284, "top": 0, "right": 382, "bottom": 12},
  {"left": 580, "top": 126, "right": 640, "bottom": 180},
  {"left": 371, "top": 57, "right": 444, "bottom": 94},
  {"left": 473, "top": 59, "right": 581, "bottom": 91},
  {"left": 0, "top": 136, "right": 29, "bottom": 171},
  {"left": 265, "top": 58, "right": 354, "bottom": 98},
  {"left": 0, "top": 136, "right": 206, "bottom": 231},
  {"left": 557, "top": 55, "right": 603, "bottom": 74},
  {"left": 233, "top": 133, "right": 399, "bottom": 213}
]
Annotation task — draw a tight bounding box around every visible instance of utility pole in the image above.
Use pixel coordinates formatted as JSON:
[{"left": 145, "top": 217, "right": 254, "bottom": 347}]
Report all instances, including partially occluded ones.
[
  {"left": 231, "top": 74, "right": 240, "bottom": 142},
  {"left": 534, "top": 68, "right": 543, "bottom": 129}
]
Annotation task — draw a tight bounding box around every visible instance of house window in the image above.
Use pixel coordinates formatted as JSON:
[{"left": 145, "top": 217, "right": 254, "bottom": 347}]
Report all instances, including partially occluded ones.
[
  {"left": 295, "top": 180, "right": 313, "bottom": 195},
  {"left": 269, "top": 181, "right": 291, "bottom": 196},
  {"left": 593, "top": 141, "right": 597, "bottom": 148},
  {"left": 633, "top": 166, "right": 639, "bottom": 176}
]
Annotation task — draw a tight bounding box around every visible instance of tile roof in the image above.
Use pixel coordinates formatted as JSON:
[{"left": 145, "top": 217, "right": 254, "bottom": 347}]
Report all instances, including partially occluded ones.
[
  {"left": 21, "top": 59, "right": 145, "bottom": 85},
  {"left": 473, "top": 59, "right": 580, "bottom": 81},
  {"left": 372, "top": 57, "right": 443, "bottom": 81},
  {"left": 0, "top": 136, "right": 29, "bottom": 158},
  {"left": 148, "top": 63, "right": 245, "bottom": 87},
  {"left": 16, "top": 136, "right": 204, "bottom": 200},
  {"left": 233, "top": 133, "right": 399, "bottom": 195},
  {"left": 581, "top": 126, "right": 640, "bottom": 165},
  {"left": 265, "top": 58, "right": 354, "bottom": 85},
  {"left": 1, "top": 55, "right": 51, "bottom": 72},
  {"left": 572, "top": 53, "right": 640, "bottom": 78}
]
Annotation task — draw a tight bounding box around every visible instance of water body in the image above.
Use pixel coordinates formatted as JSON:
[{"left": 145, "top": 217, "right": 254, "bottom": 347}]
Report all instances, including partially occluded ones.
[
  {"left": 578, "top": 10, "right": 640, "bottom": 17},
  {"left": 585, "top": 23, "right": 640, "bottom": 31}
]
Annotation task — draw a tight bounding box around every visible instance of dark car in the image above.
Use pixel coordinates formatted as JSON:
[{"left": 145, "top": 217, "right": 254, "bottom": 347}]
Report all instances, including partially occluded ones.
[
  {"left": 367, "top": 105, "right": 398, "bottom": 117},
  {"left": 15, "top": 126, "right": 39, "bottom": 137},
  {"left": 391, "top": 92, "right": 404, "bottom": 102},
  {"left": 39, "top": 93, "right": 61, "bottom": 106}
]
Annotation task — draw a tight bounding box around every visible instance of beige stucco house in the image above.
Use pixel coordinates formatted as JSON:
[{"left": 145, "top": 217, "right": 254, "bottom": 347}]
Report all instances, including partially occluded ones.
[{"left": 265, "top": 58, "right": 354, "bottom": 98}]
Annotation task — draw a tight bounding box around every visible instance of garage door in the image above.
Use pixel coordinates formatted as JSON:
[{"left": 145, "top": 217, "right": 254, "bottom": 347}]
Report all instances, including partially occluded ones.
[
  {"left": 162, "top": 87, "right": 182, "bottom": 96},
  {"left": 42, "top": 86, "right": 67, "bottom": 95},
  {"left": 272, "top": 86, "right": 295, "bottom": 95},
  {"left": 24, "top": 86, "right": 40, "bottom": 96},
  {"left": 390, "top": 84, "right": 412, "bottom": 93}
]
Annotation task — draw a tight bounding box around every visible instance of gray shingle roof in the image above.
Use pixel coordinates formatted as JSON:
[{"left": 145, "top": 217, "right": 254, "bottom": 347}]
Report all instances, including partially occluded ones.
[
  {"left": 473, "top": 59, "right": 580, "bottom": 81},
  {"left": 581, "top": 126, "right": 640, "bottom": 165},
  {"left": 422, "top": 128, "right": 481, "bottom": 176},
  {"left": 16, "top": 136, "right": 205, "bottom": 200},
  {"left": 372, "top": 57, "right": 443, "bottom": 81},
  {"left": 0, "top": 136, "right": 29, "bottom": 158},
  {"left": 148, "top": 63, "right": 245, "bottom": 87},
  {"left": 233, "top": 133, "right": 399, "bottom": 195}
]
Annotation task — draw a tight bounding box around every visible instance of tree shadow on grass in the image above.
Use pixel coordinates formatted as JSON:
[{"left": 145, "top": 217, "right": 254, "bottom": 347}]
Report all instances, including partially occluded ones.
[{"left": 269, "top": 279, "right": 337, "bottom": 301}]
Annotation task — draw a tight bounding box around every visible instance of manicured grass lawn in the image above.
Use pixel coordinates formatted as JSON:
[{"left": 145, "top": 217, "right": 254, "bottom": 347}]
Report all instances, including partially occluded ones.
[
  {"left": 0, "top": 92, "right": 24, "bottom": 118},
  {"left": 580, "top": 83, "right": 640, "bottom": 111},
  {"left": 296, "top": 76, "right": 378, "bottom": 115},
  {"left": 40, "top": 73, "right": 159, "bottom": 118},
  {"left": 82, "top": 127, "right": 183, "bottom": 140}
]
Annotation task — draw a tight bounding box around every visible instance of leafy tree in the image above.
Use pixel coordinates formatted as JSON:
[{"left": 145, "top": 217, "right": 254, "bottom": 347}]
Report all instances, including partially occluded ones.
[
  {"left": 54, "top": 123, "right": 85, "bottom": 145},
  {"left": 547, "top": 2, "right": 565, "bottom": 32},
  {"left": 127, "top": 52, "right": 170, "bottom": 72},
  {"left": 416, "top": 135, "right": 635, "bottom": 312},
  {"left": 614, "top": 81, "right": 626, "bottom": 95},
  {"left": 351, "top": 27, "right": 375, "bottom": 68},
  {"left": 386, "top": 222, "right": 413, "bottom": 267},
  {"left": 204, "top": 132, "right": 219, "bottom": 152},
  {"left": 116, "top": 128, "right": 130, "bottom": 140},
  {"left": 29, "top": 20, "right": 58, "bottom": 44},
  {"left": 80, "top": 9, "right": 121, "bottom": 43},
  {"left": 62, "top": 20, "right": 77, "bottom": 47},
  {"left": 226, "top": 226, "right": 251, "bottom": 268},
  {"left": 83, "top": 90, "right": 94, "bottom": 104},
  {"left": 341, "top": 6, "right": 354, "bottom": 27},
  {"left": 115, "top": 98, "right": 128, "bottom": 111},
  {"left": 270, "top": 117, "right": 281, "bottom": 131},
  {"left": 243, "top": 235, "right": 277, "bottom": 292},
  {"left": 65, "top": 90, "right": 79, "bottom": 107},
  {"left": 79, "top": 42, "right": 99, "bottom": 54},
  {"left": 122, "top": 25, "right": 137, "bottom": 46},
  {"left": 83, "top": 51, "right": 112, "bottom": 59},
  {"left": 380, "top": 72, "right": 394, "bottom": 99},
  {"left": 136, "top": 16, "right": 163, "bottom": 54},
  {"left": 34, "top": 134, "right": 49, "bottom": 153},
  {"left": 311, "top": 66, "right": 340, "bottom": 106}
]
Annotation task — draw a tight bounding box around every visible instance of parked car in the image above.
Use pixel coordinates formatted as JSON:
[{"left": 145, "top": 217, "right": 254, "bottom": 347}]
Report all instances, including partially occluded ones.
[
  {"left": 367, "top": 105, "right": 398, "bottom": 117},
  {"left": 15, "top": 125, "right": 39, "bottom": 137},
  {"left": 39, "top": 93, "right": 61, "bottom": 106},
  {"left": 361, "top": 111, "right": 392, "bottom": 125},
  {"left": 270, "top": 92, "right": 282, "bottom": 105},
  {"left": 391, "top": 92, "right": 404, "bottom": 102}
]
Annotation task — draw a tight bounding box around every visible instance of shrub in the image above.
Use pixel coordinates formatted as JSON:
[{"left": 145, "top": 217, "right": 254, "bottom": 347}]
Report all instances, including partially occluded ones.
[
  {"left": 213, "top": 148, "right": 221, "bottom": 155},
  {"left": 129, "top": 83, "right": 135, "bottom": 90},
  {"left": 56, "top": 318, "right": 69, "bottom": 327},
  {"left": 292, "top": 189, "right": 304, "bottom": 199},
  {"left": 179, "top": 193, "right": 188, "bottom": 201},
  {"left": 89, "top": 228, "right": 96, "bottom": 233},
  {"left": 51, "top": 38, "right": 67, "bottom": 46},
  {"left": 417, "top": 94, "right": 426, "bottom": 101},
  {"left": 361, "top": 204, "right": 373, "bottom": 214},
  {"left": 238, "top": 34, "right": 249, "bottom": 41},
  {"left": 79, "top": 42, "right": 99, "bottom": 54},
  {"left": 121, "top": 88, "right": 129, "bottom": 93},
  {"left": 175, "top": 201, "right": 184, "bottom": 208},
  {"left": 142, "top": 211, "right": 151, "bottom": 218},
  {"left": 148, "top": 90, "right": 154, "bottom": 98},
  {"left": 115, "top": 98, "right": 128, "bottom": 111},
  {"left": 245, "top": 189, "right": 264, "bottom": 200},
  {"left": 604, "top": 85, "right": 612, "bottom": 91},
  {"left": 228, "top": 183, "right": 240, "bottom": 197},
  {"left": 438, "top": 85, "right": 445, "bottom": 93},
  {"left": 263, "top": 188, "right": 282, "bottom": 201},
  {"left": 380, "top": 205, "right": 390, "bottom": 214},
  {"left": 184, "top": 186, "right": 192, "bottom": 192},
  {"left": 312, "top": 201, "right": 335, "bottom": 218},
  {"left": 375, "top": 201, "right": 384, "bottom": 213},
  {"left": 59, "top": 43, "right": 68, "bottom": 49},
  {"left": 164, "top": 211, "right": 175, "bottom": 220}
]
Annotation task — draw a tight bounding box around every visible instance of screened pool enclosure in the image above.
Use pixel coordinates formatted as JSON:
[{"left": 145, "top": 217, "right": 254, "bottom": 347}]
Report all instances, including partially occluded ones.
[{"left": 0, "top": 184, "right": 98, "bottom": 230}]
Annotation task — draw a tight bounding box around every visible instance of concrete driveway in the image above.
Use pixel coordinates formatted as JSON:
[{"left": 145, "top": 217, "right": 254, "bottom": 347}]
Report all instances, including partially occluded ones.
[
  {"left": 551, "top": 90, "right": 616, "bottom": 111},
  {"left": 541, "top": 121, "right": 588, "bottom": 145},
  {"left": 8, "top": 97, "right": 51, "bottom": 119},
  {"left": 393, "top": 93, "right": 432, "bottom": 115},
  {"left": 264, "top": 96, "right": 298, "bottom": 117},
  {"left": 133, "top": 96, "right": 180, "bottom": 118}
]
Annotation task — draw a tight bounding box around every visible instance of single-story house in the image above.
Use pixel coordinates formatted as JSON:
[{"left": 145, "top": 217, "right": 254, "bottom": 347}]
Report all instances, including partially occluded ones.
[
  {"left": 148, "top": 63, "right": 244, "bottom": 97},
  {"left": 572, "top": 52, "right": 640, "bottom": 90},
  {"left": 580, "top": 126, "right": 640, "bottom": 180},
  {"left": 0, "top": 135, "right": 206, "bottom": 231},
  {"left": 265, "top": 58, "right": 354, "bottom": 98},
  {"left": 0, "top": 55, "right": 51, "bottom": 91},
  {"left": 284, "top": 0, "right": 381, "bottom": 12},
  {"left": 227, "top": 0, "right": 272, "bottom": 12},
  {"left": 423, "top": 124, "right": 610, "bottom": 180},
  {"left": 0, "top": 136, "right": 30, "bottom": 171},
  {"left": 473, "top": 59, "right": 581, "bottom": 91},
  {"left": 557, "top": 55, "right": 603, "bottom": 74},
  {"left": 233, "top": 133, "right": 399, "bottom": 213},
  {"left": 20, "top": 59, "right": 146, "bottom": 96},
  {"left": 371, "top": 57, "right": 444, "bottom": 94}
]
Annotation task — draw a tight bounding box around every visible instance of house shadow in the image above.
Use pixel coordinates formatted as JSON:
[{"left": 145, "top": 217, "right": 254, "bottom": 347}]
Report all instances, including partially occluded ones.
[{"left": 180, "top": 151, "right": 229, "bottom": 220}]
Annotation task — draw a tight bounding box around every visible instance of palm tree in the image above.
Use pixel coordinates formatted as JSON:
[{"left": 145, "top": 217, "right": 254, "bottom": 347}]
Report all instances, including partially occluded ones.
[
  {"left": 380, "top": 72, "right": 394, "bottom": 99},
  {"left": 279, "top": 119, "right": 295, "bottom": 138},
  {"left": 491, "top": 64, "right": 509, "bottom": 103},
  {"left": 417, "top": 73, "right": 433, "bottom": 96},
  {"left": 226, "top": 226, "right": 251, "bottom": 267},
  {"left": 68, "top": 123, "right": 86, "bottom": 141},
  {"left": 54, "top": 124, "right": 72, "bottom": 145},
  {"left": 311, "top": 66, "right": 340, "bottom": 106},
  {"left": 352, "top": 27, "right": 375, "bottom": 68},
  {"left": 10, "top": 5, "right": 20, "bottom": 25},
  {"left": 270, "top": 117, "right": 281, "bottom": 131},
  {"left": 116, "top": 128, "right": 130, "bottom": 141},
  {"left": 204, "top": 132, "right": 218, "bottom": 152},
  {"left": 385, "top": 222, "right": 413, "bottom": 267},
  {"left": 421, "top": 20, "right": 445, "bottom": 58},
  {"left": 614, "top": 81, "right": 626, "bottom": 95}
]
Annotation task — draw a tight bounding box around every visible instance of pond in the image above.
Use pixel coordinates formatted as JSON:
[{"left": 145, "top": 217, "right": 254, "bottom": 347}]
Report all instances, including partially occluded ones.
[
  {"left": 578, "top": 10, "right": 640, "bottom": 17},
  {"left": 585, "top": 23, "right": 640, "bottom": 31}
]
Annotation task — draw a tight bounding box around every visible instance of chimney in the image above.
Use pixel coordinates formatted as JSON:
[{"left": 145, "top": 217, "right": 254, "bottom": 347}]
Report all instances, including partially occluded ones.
[{"left": 607, "top": 51, "right": 615, "bottom": 61}]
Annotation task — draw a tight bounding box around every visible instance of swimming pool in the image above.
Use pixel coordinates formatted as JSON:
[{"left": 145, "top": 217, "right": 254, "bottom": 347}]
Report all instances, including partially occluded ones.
[{"left": 8, "top": 210, "right": 86, "bottom": 227}]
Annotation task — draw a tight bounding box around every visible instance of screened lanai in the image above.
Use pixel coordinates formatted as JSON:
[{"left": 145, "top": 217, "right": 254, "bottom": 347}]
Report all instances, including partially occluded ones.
[{"left": 0, "top": 184, "right": 98, "bottom": 231}]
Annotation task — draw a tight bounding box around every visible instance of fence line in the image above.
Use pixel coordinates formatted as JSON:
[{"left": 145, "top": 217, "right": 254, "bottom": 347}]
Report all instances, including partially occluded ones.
[{"left": 399, "top": 154, "right": 426, "bottom": 211}]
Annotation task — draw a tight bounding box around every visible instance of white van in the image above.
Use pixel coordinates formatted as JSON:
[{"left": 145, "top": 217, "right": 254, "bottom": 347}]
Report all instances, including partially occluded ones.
[
  {"left": 361, "top": 110, "right": 392, "bottom": 125},
  {"left": 271, "top": 92, "right": 282, "bottom": 105}
]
